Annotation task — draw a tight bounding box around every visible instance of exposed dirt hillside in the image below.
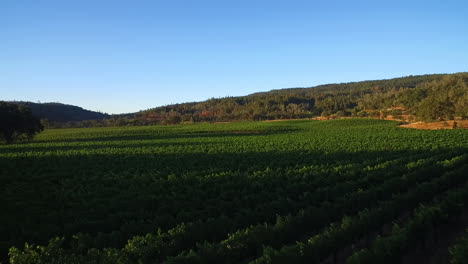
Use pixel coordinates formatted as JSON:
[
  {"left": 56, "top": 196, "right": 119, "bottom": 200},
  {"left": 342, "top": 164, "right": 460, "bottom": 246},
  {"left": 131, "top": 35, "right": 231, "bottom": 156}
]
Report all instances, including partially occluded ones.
[
  {"left": 400, "top": 120, "right": 468, "bottom": 130},
  {"left": 310, "top": 116, "right": 468, "bottom": 130}
]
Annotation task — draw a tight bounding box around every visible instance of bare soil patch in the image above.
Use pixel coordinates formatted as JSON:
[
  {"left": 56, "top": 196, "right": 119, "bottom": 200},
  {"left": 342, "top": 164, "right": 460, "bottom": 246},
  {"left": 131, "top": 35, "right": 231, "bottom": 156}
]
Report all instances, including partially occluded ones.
[{"left": 400, "top": 120, "right": 468, "bottom": 130}]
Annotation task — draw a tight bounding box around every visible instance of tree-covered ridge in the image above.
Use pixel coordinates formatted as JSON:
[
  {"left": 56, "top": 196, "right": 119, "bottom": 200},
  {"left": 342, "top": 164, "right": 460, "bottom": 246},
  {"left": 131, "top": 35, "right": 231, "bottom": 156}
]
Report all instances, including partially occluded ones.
[
  {"left": 14, "top": 72, "right": 466, "bottom": 128},
  {"left": 10, "top": 102, "right": 110, "bottom": 123},
  {"left": 129, "top": 72, "right": 466, "bottom": 125}
]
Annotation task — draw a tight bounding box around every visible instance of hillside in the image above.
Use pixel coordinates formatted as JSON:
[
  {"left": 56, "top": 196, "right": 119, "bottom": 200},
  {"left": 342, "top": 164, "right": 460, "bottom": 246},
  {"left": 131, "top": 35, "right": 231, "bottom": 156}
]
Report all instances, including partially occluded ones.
[
  {"left": 11, "top": 102, "right": 110, "bottom": 123},
  {"left": 126, "top": 72, "right": 466, "bottom": 125},
  {"left": 12, "top": 72, "right": 467, "bottom": 128}
]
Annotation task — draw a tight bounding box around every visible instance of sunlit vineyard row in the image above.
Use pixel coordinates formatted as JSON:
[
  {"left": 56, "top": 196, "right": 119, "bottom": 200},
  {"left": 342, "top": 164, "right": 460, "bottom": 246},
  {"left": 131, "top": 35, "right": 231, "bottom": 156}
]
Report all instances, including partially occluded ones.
[{"left": 1, "top": 119, "right": 467, "bottom": 263}]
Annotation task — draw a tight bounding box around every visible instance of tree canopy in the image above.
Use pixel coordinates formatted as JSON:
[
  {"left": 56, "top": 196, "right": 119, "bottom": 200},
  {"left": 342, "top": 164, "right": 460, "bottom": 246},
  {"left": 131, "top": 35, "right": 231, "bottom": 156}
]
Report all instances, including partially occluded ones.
[{"left": 0, "top": 102, "right": 44, "bottom": 144}]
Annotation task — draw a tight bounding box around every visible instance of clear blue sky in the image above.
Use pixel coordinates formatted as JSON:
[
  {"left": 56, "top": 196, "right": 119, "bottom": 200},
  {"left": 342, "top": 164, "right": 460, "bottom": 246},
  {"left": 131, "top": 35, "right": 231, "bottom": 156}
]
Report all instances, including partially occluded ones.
[{"left": 2, "top": 0, "right": 467, "bottom": 114}]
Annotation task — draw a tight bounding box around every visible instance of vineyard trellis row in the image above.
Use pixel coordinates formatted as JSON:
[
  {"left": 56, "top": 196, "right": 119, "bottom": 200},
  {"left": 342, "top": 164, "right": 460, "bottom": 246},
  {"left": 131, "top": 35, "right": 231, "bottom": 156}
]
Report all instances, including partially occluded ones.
[{"left": 1, "top": 119, "right": 467, "bottom": 264}]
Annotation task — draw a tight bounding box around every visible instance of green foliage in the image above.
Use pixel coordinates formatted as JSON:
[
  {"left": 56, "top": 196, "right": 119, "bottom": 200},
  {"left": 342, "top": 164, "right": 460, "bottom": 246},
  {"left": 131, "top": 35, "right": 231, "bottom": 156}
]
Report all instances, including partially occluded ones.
[
  {"left": 347, "top": 179, "right": 468, "bottom": 264},
  {"left": 415, "top": 74, "right": 468, "bottom": 121},
  {"left": 132, "top": 73, "right": 465, "bottom": 124},
  {"left": 0, "top": 101, "right": 44, "bottom": 144},
  {"left": 1, "top": 119, "right": 467, "bottom": 263},
  {"left": 36, "top": 73, "right": 468, "bottom": 128},
  {"left": 449, "top": 229, "right": 468, "bottom": 264}
]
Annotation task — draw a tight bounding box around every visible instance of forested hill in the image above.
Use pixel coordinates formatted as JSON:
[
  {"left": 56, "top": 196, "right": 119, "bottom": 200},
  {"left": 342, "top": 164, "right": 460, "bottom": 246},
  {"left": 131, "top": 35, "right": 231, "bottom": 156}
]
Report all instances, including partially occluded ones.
[
  {"left": 11, "top": 102, "right": 110, "bottom": 123},
  {"left": 127, "top": 72, "right": 467, "bottom": 125},
  {"left": 16, "top": 72, "right": 467, "bottom": 128}
]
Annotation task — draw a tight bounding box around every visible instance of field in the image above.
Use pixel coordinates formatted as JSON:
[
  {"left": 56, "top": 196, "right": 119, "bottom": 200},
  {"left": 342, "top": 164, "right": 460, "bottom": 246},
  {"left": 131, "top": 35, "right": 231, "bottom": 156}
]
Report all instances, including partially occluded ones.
[{"left": 1, "top": 119, "right": 468, "bottom": 263}]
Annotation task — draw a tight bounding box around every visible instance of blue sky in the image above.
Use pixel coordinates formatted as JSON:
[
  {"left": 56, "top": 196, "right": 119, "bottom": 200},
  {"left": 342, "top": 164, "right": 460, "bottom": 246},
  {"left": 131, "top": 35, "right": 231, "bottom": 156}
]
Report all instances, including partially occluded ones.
[{"left": 2, "top": 0, "right": 467, "bottom": 114}]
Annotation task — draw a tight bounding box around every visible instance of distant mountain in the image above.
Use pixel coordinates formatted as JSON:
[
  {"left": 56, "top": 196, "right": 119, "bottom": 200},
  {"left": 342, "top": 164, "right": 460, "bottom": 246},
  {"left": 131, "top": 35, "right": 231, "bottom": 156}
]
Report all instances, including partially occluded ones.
[{"left": 11, "top": 102, "right": 110, "bottom": 122}]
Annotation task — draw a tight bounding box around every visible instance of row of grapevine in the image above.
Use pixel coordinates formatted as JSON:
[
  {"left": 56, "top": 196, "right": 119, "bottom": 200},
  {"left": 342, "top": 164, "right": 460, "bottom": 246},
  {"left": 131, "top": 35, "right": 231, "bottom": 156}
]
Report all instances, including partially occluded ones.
[
  {"left": 448, "top": 229, "right": 468, "bottom": 264},
  {"left": 88, "top": 151, "right": 461, "bottom": 263},
  {"left": 8, "top": 154, "right": 467, "bottom": 264},
  {"left": 2, "top": 120, "right": 467, "bottom": 263},
  {"left": 347, "top": 180, "right": 468, "bottom": 263},
  {"left": 165, "top": 156, "right": 467, "bottom": 263},
  {"left": 249, "top": 164, "right": 468, "bottom": 264}
]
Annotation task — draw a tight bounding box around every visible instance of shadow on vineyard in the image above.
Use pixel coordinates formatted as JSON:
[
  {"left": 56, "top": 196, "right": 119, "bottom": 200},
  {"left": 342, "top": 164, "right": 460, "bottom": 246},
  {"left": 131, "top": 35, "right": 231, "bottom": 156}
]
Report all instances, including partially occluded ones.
[
  {"left": 2, "top": 148, "right": 455, "bottom": 177},
  {"left": 0, "top": 129, "right": 297, "bottom": 154},
  {"left": 1, "top": 149, "right": 468, "bottom": 261},
  {"left": 0, "top": 141, "right": 220, "bottom": 154},
  {"left": 32, "top": 129, "right": 297, "bottom": 144}
]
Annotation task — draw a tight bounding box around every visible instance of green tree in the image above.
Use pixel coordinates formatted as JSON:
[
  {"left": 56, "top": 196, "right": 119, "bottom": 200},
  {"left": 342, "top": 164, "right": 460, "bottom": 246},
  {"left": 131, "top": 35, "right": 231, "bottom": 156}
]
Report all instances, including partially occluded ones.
[
  {"left": 417, "top": 95, "right": 455, "bottom": 121},
  {"left": 335, "top": 110, "right": 345, "bottom": 117},
  {"left": 415, "top": 74, "right": 467, "bottom": 121},
  {"left": 0, "top": 102, "right": 44, "bottom": 144}
]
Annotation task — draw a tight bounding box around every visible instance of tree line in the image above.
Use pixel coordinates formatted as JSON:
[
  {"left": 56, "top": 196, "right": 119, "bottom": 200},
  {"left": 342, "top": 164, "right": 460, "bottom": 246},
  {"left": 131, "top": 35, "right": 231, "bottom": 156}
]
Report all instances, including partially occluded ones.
[
  {"left": 4, "top": 73, "right": 467, "bottom": 130},
  {"left": 45, "top": 73, "right": 466, "bottom": 128}
]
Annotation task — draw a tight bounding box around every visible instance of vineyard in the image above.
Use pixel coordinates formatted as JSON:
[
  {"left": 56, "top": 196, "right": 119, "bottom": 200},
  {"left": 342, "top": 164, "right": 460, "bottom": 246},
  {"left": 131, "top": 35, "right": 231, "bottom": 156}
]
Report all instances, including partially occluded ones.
[{"left": 1, "top": 119, "right": 467, "bottom": 263}]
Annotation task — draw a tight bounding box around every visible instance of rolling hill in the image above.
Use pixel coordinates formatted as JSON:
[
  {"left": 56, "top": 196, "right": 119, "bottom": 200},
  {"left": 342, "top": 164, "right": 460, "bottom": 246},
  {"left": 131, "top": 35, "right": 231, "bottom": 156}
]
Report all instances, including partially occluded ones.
[
  {"left": 129, "top": 72, "right": 467, "bottom": 125},
  {"left": 7, "top": 72, "right": 467, "bottom": 128},
  {"left": 11, "top": 102, "right": 110, "bottom": 122}
]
